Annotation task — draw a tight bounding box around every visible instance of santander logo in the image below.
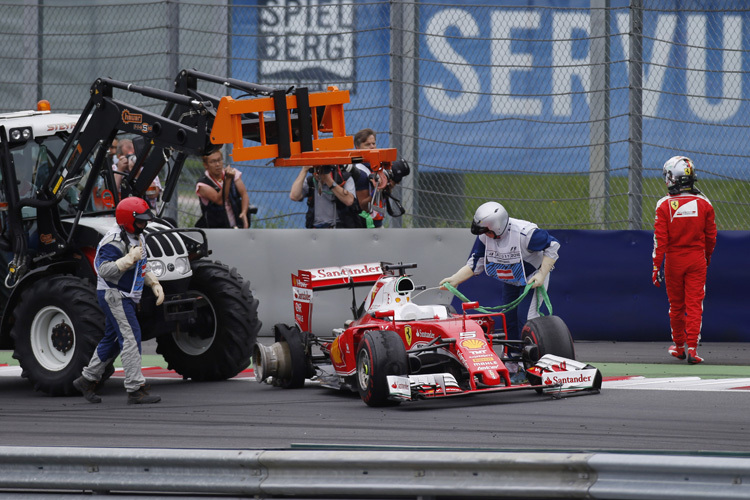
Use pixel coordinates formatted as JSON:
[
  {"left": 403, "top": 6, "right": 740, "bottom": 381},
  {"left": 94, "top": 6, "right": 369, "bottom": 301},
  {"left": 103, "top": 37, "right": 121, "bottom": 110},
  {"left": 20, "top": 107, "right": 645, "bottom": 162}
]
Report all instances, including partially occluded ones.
[{"left": 547, "top": 374, "right": 592, "bottom": 385}]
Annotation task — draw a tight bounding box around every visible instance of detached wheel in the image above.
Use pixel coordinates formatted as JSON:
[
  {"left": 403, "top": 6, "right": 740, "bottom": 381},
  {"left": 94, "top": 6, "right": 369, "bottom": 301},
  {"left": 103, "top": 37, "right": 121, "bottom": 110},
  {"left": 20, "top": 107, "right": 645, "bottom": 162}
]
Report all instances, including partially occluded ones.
[
  {"left": 10, "top": 276, "right": 104, "bottom": 396},
  {"left": 356, "top": 330, "right": 408, "bottom": 407},
  {"left": 521, "top": 315, "right": 575, "bottom": 369},
  {"left": 271, "top": 323, "right": 307, "bottom": 389},
  {"left": 156, "top": 260, "right": 261, "bottom": 381}
]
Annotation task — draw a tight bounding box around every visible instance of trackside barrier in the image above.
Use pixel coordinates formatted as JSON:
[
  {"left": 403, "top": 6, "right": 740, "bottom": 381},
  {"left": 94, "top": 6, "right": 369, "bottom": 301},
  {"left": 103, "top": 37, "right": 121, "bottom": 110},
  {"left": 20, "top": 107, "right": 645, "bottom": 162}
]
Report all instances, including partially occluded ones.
[
  {"left": 202, "top": 228, "right": 746, "bottom": 341},
  {"left": 0, "top": 447, "right": 749, "bottom": 498}
]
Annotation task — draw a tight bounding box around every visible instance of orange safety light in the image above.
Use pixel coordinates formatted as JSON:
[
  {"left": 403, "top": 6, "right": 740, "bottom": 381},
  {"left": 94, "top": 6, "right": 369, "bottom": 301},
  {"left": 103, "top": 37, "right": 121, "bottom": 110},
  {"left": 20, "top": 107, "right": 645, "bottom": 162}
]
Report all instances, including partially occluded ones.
[{"left": 36, "top": 100, "right": 51, "bottom": 112}]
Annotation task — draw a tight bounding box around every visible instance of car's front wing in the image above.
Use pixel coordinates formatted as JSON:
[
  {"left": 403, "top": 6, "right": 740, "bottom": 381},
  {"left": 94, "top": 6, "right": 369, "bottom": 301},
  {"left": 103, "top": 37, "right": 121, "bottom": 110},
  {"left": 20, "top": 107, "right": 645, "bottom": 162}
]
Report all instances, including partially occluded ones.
[{"left": 386, "top": 355, "right": 601, "bottom": 402}]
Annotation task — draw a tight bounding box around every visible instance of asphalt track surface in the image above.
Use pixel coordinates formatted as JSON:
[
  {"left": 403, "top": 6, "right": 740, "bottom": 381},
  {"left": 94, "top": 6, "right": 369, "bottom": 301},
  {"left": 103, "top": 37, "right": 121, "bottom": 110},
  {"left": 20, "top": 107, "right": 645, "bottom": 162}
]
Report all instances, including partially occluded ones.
[{"left": 1, "top": 341, "right": 749, "bottom": 454}]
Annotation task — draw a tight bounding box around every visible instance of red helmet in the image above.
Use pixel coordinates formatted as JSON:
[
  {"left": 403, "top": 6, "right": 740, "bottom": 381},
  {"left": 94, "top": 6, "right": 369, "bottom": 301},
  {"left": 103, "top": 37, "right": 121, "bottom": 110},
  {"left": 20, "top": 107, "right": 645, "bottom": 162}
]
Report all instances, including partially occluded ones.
[{"left": 116, "top": 197, "right": 153, "bottom": 234}]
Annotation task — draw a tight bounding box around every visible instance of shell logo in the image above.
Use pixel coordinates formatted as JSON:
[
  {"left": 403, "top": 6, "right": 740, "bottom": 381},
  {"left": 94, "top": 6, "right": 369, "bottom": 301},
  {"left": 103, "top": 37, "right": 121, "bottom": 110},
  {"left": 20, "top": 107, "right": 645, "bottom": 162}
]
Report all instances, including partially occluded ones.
[
  {"left": 331, "top": 338, "right": 344, "bottom": 365},
  {"left": 460, "top": 339, "right": 486, "bottom": 350}
]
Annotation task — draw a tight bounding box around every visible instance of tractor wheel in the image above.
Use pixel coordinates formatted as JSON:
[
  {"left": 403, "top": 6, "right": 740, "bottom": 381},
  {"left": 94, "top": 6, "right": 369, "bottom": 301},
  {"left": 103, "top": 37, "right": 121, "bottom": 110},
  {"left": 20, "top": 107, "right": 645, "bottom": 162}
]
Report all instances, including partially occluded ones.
[
  {"left": 156, "top": 260, "right": 261, "bottom": 381},
  {"left": 10, "top": 276, "right": 104, "bottom": 396},
  {"left": 356, "top": 330, "right": 408, "bottom": 407},
  {"left": 271, "top": 323, "right": 308, "bottom": 389}
]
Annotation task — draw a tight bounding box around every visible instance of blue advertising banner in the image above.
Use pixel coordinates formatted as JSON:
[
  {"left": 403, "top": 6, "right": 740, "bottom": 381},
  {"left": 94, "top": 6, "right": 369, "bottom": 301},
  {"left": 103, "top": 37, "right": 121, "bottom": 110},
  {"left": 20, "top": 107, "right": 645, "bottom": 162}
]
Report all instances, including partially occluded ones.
[{"left": 451, "top": 230, "right": 747, "bottom": 342}]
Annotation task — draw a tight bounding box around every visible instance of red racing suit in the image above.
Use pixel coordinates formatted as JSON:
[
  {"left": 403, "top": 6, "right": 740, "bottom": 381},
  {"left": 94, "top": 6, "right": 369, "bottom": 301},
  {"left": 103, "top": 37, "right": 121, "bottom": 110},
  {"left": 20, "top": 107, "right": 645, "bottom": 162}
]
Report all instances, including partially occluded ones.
[{"left": 652, "top": 192, "right": 716, "bottom": 349}]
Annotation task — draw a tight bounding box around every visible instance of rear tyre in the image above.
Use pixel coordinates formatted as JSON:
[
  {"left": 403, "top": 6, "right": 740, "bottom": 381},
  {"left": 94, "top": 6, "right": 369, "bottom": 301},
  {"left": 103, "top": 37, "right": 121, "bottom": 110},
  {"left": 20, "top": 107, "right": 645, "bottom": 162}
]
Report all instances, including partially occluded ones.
[
  {"left": 356, "top": 330, "right": 408, "bottom": 407},
  {"left": 521, "top": 315, "right": 575, "bottom": 391},
  {"left": 10, "top": 276, "right": 104, "bottom": 396},
  {"left": 156, "top": 260, "right": 261, "bottom": 381},
  {"left": 270, "top": 323, "right": 308, "bottom": 389}
]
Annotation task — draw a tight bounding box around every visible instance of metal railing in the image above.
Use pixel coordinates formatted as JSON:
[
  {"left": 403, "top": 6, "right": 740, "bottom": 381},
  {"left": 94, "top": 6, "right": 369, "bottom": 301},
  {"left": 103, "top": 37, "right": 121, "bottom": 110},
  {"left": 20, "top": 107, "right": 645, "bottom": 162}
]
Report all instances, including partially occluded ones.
[{"left": 0, "top": 446, "right": 748, "bottom": 499}]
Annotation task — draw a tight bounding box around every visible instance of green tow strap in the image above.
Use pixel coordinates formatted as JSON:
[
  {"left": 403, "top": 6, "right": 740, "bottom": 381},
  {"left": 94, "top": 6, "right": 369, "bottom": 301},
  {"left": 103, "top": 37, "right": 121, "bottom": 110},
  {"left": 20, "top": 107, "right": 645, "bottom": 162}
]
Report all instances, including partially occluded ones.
[
  {"left": 442, "top": 282, "right": 553, "bottom": 316},
  {"left": 359, "top": 211, "right": 375, "bottom": 228}
]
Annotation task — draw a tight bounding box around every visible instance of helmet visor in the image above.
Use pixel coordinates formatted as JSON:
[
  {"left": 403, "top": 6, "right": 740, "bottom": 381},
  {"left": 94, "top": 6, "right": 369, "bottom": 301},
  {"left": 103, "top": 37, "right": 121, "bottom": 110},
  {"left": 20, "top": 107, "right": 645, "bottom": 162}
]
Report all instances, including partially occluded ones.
[
  {"left": 470, "top": 220, "right": 490, "bottom": 235},
  {"left": 134, "top": 209, "right": 154, "bottom": 223}
]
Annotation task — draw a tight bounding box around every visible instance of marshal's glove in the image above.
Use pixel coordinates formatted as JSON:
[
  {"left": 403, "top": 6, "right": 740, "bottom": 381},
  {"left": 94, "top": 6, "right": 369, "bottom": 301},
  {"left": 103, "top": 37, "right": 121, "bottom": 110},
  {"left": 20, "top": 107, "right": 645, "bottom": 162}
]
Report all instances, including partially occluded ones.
[
  {"left": 439, "top": 265, "right": 474, "bottom": 290},
  {"left": 144, "top": 271, "right": 164, "bottom": 306},
  {"left": 652, "top": 265, "right": 664, "bottom": 287},
  {"left": 529, "top": 256, "right": 556, "bottom": 289},
  {"left": 115, "top": 245, "right": 146, "bottom": 272}
]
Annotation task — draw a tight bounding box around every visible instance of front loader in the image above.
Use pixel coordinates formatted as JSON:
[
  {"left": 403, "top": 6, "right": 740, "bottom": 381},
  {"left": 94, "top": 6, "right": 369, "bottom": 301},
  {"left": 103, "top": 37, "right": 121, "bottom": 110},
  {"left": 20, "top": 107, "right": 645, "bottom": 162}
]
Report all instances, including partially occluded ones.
[{"left": 0, "top": 71, "right": 398, "bottom": 395}]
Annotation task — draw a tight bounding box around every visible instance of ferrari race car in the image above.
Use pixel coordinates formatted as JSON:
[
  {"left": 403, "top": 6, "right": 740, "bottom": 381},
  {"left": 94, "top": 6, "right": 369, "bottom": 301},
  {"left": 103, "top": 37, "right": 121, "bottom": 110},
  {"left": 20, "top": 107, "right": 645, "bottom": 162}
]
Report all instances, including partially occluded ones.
[{"left": 253, "top": 262, "right": 601, "bottom": 407}]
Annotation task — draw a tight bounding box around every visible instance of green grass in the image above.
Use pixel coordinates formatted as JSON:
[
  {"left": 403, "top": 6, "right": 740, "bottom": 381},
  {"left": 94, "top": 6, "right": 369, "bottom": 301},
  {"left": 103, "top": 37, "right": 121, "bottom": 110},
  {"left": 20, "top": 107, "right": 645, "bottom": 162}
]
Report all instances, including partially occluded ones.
[{"left": 461, "top": 174, "right": 750, "bottom": 230}]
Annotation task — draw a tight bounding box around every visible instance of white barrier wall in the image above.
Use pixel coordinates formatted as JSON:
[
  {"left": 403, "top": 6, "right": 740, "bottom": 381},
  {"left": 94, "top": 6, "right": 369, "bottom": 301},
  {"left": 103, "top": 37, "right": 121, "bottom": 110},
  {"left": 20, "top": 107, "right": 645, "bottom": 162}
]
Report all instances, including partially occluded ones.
[{"left": 203, "top": 228, "right": 469, "bottom": 338}]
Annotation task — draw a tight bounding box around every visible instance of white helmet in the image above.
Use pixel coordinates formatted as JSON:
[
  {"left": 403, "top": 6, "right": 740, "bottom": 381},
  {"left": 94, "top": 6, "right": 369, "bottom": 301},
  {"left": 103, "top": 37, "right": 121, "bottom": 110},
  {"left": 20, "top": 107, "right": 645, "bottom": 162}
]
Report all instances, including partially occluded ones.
[
  {"left": 471, "top": 202, "right": 509, "bottom": 237},
  {"left": 662, "top": 156, "right": 698, "bottom": 194}
]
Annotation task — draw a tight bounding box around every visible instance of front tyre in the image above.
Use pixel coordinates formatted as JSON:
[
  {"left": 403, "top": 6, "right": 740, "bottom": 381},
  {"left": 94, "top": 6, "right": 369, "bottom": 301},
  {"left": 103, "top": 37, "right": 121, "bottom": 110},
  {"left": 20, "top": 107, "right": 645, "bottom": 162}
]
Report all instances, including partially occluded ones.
[
  {"left": 11, "top": 276, "right": 104, "bottom": 396},
  {"left": 156, "top": 260, "right": 261, "bottom": 381},
  {"left": 356, "top": 331, "right": 408, "bottom": 407},
  {"left": 521, "top": 315, "right": 575, "bottom": 390}
]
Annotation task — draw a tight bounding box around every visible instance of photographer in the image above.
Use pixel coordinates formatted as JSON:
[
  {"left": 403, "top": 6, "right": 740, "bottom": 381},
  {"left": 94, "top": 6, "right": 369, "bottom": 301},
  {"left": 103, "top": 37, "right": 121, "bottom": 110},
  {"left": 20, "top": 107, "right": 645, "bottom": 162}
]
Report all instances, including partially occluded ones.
[
  {"left": 113, "top": 138, "right": 161, "bottom": 209},
  {"left": 195, "top": 150, "right": 251, "bottom": 229},
  {"left": 289, "top": 164, "right": 358, "bottom": 228},
  {"left": 351, "top": 129, "right": 410, "bottom": 228},
  {"left": 355, "top": 159, "right": 410, "bottom": 228}
]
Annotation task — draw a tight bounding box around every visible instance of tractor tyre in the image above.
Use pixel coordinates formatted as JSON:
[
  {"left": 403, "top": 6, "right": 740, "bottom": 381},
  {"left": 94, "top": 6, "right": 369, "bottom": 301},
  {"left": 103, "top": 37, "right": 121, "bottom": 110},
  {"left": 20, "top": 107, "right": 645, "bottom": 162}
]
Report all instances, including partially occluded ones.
[
  {"left": 156, "top": 260, "right": 261, "bottom": 381},
  {"left": 356, "top": 330, "right": 408, "bottom": 407},
  {"left": 10, "top": 276, "right": 104, "bottom": 396}
]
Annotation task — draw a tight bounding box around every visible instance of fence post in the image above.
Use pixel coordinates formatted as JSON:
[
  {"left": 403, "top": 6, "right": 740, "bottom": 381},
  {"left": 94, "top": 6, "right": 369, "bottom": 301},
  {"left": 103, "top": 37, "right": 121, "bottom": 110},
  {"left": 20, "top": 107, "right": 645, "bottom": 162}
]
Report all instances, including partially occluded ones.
[
  {"left": 589, "top": 0, "right": 610, "bottom": 229},
  {"left": 628, "top": 0, "right": 644, "bottom": 230},
  {"left": 389, "top": 0, "right": 419, "bottom": 228},
  {"left": 164, "top": 0, "right": 180, "bottom": 223}
]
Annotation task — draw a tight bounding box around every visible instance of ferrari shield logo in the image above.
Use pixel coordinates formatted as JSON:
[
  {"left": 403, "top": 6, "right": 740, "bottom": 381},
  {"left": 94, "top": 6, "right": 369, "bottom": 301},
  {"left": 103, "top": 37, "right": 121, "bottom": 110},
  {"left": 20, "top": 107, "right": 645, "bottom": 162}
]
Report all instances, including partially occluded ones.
[
  {"left": 670, "top": 200, "right": 680, "bottom": 211},
  {"left": 404, "top": 325, "right": 412, "bottom": 346}
]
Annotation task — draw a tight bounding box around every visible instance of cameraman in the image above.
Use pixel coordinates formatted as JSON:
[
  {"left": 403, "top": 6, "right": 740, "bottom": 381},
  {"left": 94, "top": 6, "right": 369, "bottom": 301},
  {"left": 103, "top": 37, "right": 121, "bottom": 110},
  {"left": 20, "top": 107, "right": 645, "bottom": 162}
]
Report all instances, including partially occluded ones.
[
  {"left": 289, "top": 164, "right": 357, "bottom": 228},
  {"left": 352, "top": 129, "right": 410, "bottom": 228}
]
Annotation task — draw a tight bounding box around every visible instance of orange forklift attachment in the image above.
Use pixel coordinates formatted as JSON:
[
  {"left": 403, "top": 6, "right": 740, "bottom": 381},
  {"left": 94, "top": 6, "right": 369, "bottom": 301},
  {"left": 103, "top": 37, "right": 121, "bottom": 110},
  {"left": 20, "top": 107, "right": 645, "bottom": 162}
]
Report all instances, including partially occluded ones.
[{"left": 210, "top": 86, "right": 397, "bottom": 171}]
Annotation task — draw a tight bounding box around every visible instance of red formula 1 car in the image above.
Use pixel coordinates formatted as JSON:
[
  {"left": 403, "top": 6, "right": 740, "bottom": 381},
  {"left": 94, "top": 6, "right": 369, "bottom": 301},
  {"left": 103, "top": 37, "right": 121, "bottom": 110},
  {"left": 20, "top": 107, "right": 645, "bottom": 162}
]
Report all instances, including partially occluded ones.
[{"left": 253, "top": 262, "right": 601, "bottom": 407}]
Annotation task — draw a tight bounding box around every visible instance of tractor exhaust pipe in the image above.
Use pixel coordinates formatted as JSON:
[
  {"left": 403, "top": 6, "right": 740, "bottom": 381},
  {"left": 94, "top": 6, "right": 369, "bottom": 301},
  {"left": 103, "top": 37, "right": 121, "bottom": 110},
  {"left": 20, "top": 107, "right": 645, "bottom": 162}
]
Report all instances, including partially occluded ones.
[{"left": 252, "top": 342, "right": 293, "bottom": 383}]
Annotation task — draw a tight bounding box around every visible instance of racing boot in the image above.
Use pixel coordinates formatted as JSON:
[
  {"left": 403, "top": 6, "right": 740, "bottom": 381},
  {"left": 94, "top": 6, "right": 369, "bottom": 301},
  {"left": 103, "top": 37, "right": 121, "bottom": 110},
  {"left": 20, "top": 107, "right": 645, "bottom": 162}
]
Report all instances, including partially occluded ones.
[
  {"left": 127, "top": 386, "right": 161, "bottom": 405},
  {"left": 687, "top": 348, "right": 703, "bottom": 365},
  {"left": 668, "top": 344, "right": 686, "bottom": 360},
  {"left": 73, "top": 376, "right": 102, "bottom": 404}
]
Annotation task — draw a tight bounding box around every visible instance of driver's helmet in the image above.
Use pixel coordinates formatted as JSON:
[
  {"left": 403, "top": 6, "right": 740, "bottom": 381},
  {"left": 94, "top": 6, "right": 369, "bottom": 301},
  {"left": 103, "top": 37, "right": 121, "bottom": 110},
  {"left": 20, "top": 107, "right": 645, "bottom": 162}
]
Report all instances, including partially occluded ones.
[
  {"left": 471, "top": 202, "right": 509, "bottom": 237},
  {"left": 116, "top": 196, "right": 153, "bottom": 235},
  {"left": 662, "top": 156, "right": 697, "bottom": 195}
]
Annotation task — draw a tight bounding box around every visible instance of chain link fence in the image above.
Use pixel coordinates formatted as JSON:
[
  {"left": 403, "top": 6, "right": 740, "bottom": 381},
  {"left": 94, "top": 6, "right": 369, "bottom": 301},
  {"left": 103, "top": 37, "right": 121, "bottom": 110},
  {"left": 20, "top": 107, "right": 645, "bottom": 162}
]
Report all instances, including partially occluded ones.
[{"left": 1, "top": 0, "right": 748, "bottom": 230}]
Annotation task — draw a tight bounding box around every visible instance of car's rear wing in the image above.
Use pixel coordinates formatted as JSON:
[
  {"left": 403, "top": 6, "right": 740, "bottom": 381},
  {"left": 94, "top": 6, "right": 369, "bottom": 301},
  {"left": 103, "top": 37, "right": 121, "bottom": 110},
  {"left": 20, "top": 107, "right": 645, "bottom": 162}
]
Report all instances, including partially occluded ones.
[{"left": 291, "top": 263, "right": 383, "bottom": 332}]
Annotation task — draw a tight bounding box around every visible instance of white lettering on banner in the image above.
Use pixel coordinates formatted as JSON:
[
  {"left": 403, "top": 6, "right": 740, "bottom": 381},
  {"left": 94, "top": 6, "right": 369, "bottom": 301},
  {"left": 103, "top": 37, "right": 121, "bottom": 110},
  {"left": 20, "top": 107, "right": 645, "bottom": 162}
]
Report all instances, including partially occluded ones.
[
  {"left": 258, "top": 0, "right": 354, "bottom": 88},
  {"left": 423, "top": 9, "right": 480, "bottom": 115},
  {"left": 552, "top": 12, "right": 590, "bottom": 116},
  {"left": 686, "top": 15, "right": 741, "bottom": 121},
  {"left": 424, "top": 9, "right": 743, "bottom": 122},
  {"left": 491, "top": 10, "right": 541, "bottom": 116}
]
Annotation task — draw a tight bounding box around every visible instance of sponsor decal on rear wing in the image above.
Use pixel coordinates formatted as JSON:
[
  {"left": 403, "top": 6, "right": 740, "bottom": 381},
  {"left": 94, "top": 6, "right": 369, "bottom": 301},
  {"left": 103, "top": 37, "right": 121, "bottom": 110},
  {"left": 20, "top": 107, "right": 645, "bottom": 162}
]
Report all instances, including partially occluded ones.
[
  {"left": 291, "top": 262, "right": 383, "bottom": 331},
  {"left": 297, "top": 262, "right": 383, "bottom": 290}
]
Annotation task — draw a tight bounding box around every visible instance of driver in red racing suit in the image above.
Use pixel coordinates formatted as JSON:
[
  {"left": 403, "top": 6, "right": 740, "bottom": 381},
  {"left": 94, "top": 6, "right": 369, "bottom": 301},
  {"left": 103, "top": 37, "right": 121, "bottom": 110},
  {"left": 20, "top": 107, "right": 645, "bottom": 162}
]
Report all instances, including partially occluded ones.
[{"left": 652, "top": 156, "right": 716, "bottom": 364}]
